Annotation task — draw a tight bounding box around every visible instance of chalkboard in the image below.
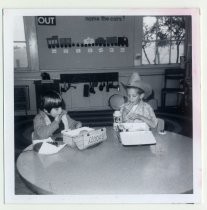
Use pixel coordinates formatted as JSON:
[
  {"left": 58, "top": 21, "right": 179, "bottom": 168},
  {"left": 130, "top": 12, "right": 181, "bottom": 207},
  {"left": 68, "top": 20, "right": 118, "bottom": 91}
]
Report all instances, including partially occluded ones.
[{"left": 36, "top": 16, "right": 135, "bottom": 70}]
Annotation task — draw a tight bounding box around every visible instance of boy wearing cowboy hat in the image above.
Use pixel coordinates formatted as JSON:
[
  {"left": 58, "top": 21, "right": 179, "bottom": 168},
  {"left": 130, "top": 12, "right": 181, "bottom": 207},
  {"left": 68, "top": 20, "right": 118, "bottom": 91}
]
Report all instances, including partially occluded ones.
[{"left": 120, "top": 72, "right": 158, "bottom": 128}]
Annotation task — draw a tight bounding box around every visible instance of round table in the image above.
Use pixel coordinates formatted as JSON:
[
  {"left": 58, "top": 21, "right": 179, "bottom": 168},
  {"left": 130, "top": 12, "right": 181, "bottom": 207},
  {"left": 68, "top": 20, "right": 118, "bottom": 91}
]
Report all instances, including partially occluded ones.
[{"left": 16, "top": 127, "right": 193, "bottom": 195}]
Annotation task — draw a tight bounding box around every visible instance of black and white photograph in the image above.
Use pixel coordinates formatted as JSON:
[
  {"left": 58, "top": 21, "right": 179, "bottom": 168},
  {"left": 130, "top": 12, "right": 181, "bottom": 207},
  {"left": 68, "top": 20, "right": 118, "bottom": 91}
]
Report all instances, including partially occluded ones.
[{"left": 3, "top": 9, "right": 201, "bottom": 204}]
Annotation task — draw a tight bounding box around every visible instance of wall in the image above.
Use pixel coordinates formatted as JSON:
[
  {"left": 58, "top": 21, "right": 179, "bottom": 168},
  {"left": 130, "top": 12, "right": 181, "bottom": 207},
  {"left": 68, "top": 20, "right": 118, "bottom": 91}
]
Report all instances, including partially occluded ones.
[
  {"left": 14, "top": 67, "right": 165, "bottom": 115},
  {"left": 36, "top": 16, "right": 135, "bottom": 70},
  {"left": 14, "top": 16, "right": 182, "bottom": 115}
]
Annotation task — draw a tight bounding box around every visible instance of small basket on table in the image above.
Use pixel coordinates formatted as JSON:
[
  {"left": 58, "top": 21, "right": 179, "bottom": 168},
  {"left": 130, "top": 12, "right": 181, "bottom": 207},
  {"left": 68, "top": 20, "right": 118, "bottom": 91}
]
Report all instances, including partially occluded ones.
[{"left": 61, "top": 127, "right": 107, "bottom": 150}]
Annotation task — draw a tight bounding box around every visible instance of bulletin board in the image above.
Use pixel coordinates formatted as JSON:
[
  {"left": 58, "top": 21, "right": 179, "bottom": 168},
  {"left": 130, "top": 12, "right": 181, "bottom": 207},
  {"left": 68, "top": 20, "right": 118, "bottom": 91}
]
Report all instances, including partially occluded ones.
[{"left": 35, "top": 16, "right": 135, "bottom": 70}]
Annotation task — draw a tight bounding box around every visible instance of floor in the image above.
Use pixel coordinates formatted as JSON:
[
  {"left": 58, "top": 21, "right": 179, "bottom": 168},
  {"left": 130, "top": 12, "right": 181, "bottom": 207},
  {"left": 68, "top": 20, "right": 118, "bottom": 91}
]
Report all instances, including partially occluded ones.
[{"left": 14, "top": 109, "right": 192, "bottom": 195}]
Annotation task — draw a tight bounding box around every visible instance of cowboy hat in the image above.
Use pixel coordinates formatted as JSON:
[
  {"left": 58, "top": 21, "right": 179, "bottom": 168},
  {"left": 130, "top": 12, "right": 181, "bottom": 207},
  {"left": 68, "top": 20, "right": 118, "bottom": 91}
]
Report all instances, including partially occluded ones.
[{"left": 121, "top": 72, "right": 152, "bottom": 99}]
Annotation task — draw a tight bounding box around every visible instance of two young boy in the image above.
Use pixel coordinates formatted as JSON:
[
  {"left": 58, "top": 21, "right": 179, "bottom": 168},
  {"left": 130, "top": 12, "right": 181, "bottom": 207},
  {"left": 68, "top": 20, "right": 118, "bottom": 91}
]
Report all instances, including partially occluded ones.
[{"left": 33, "top": 72, "right": 157, "bottom": 140}]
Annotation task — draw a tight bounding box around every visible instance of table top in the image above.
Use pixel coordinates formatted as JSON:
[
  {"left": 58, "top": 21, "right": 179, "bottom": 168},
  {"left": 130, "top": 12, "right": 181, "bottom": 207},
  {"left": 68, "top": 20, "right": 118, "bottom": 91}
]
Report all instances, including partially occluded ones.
[{"left": 16, "top": 127, "right": 193, "bottom": 195}]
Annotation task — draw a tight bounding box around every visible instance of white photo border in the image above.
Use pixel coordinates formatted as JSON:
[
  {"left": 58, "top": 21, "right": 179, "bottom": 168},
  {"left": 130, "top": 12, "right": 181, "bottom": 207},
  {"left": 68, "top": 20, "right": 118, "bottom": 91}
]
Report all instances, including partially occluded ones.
[{"left": 3, "top": 8, "right": 201, "bottom": 204}]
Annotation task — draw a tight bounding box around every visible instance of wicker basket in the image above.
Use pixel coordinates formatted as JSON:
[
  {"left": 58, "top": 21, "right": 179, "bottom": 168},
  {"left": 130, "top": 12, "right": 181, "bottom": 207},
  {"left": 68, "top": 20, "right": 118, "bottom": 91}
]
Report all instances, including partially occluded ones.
[
  {"left": 61, "top": 127, "right": 93, "bottom": 148},
  {"left": 61, "top": 127, "right": 107, "bottom": 150},
  {"left": 62, "top": 134, "right": 76, "bottom": 148},
  {"left": 74, "top": 127, "right": 107, "bottom": 150}
]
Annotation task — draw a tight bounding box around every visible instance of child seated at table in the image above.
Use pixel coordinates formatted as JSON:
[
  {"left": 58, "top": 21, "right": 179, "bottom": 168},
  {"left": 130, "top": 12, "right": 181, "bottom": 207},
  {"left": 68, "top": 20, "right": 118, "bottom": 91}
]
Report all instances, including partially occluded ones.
[
  {"left": 120, "top": 72, "right": 158, "bottom": 129},
  {"left": 32, "top": 90, "right": 82, "bottom": 140}
]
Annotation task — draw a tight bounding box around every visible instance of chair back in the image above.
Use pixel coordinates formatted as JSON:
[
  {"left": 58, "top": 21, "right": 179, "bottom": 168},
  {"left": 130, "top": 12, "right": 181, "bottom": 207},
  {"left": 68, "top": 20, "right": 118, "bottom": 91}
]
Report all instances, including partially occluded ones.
[
  {"left": 156, "top": 118, "right": 165, "bottom": 133},
  {"left": 164, "top": 68, "right": 185, "bottom": 89},
  {"left": 31, "top": 131, "right": 34, "bottom": 140}
]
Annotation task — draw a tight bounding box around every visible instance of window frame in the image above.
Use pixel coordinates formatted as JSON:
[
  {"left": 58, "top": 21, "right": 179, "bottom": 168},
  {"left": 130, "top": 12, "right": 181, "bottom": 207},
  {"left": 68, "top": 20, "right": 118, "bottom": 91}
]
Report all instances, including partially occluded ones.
[
  {"left": 141, "top": 16, "right": 186, "bottom": 66},
  {"left": 14, "top": 16, "right": 31, "bottom": 72}
]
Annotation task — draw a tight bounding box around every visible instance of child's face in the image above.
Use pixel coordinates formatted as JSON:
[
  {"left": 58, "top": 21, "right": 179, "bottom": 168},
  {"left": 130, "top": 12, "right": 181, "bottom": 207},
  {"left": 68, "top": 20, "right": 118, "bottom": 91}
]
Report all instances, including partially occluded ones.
[
  {"left": 49, "top": 107, "right": 63, "bottom": 118},
  {"left": 127, "top": 88, "right": 144, "bottom": 104}
]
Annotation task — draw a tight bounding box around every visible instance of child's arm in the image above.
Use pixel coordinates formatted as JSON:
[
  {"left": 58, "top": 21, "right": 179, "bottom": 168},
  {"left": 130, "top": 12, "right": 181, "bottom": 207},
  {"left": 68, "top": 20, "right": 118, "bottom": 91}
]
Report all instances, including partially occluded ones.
[
  {"left": 127, "top": 105, "right": 158, "bottom": 128},
  {"left": 120, "top": 103, "right": 132, "bottom": 123},
  {"left": 144, "top": 105, "right": 158, "bottom": 128},
  {"left": 132, "top": 113, "right": 157, "bottom": 128},
  {"left": 33, "top": 115, "right": 60, "bottom": 139},
  {"left": 64, "top": 112, "right": 82, "bottom": 129},
  {"left": 61, "top": 114, "right": 69, "bottom": 130}
]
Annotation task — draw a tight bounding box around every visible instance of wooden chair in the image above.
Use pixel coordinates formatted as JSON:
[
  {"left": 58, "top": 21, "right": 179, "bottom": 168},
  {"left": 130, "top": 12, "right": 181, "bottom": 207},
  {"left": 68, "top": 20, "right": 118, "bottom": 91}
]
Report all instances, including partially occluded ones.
[{"left": 161, "top": 68, "right": 186, "bottom": 112}]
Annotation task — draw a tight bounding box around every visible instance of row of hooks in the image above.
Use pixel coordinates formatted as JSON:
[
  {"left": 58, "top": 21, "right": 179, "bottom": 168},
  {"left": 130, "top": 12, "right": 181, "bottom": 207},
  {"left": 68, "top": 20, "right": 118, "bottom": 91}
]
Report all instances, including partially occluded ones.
[{"left": 60, "top": 81, "right": 119, "bottom": 94}]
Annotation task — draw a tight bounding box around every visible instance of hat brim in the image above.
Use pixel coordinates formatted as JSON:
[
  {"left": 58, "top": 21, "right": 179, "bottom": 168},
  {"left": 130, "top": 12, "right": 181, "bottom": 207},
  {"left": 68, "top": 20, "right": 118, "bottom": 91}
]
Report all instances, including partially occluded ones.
[{"left": 121, "top": 81, "right": 152, "bottom": 99}]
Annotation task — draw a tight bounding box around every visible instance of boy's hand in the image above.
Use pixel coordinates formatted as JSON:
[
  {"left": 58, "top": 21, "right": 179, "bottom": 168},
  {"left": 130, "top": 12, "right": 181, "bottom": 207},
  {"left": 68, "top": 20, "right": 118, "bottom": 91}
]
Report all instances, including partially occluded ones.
[
  {"left": 128, "top": 113, "right": 143, "bottom": 121},
  {"left": 61, "top": 114, "right": 69, "bottom": 130},
  {"left": 55, "top": 112, "right": 65, "bottom": 122},
  {"left": 61, "top": 114, "right": 67, "bottom": 124},
  {"left": 76, "top": 122, "right": 82, "bottom": 129}
]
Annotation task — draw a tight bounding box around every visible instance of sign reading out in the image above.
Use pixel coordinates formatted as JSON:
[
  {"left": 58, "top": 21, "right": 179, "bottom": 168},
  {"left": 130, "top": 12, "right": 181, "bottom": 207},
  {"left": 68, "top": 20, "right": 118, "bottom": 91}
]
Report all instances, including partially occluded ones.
[{"left": 37, "top": 16, "right": 56, "bottom": 25}]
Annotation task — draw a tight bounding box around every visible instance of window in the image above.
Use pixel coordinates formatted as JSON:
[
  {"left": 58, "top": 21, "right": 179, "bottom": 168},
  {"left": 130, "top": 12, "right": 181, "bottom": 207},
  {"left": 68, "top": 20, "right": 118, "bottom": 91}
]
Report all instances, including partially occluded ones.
[
  {"left": 13, "top": 16, "right": 29, "bottom": 69},
  {"left": 142, "top": 16, "right": 185, "bottom": 65}
]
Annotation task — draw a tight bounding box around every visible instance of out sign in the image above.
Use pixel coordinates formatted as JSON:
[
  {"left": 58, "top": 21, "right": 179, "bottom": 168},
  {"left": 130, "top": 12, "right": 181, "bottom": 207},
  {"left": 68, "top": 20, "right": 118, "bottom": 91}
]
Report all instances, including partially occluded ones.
[{"left": 37, "top": 16, "right": 56, "bottom": 25}]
